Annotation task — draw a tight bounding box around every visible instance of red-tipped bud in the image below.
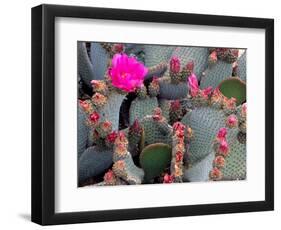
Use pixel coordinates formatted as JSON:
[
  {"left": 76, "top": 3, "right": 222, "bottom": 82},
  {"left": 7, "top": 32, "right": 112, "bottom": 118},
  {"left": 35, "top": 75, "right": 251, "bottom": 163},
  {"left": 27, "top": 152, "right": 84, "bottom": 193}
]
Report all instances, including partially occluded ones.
[
  {"left": 217, "top": 128, "right": 227, "bottom": 141},
  {"left": 213, "top": 155, "right": 225, "bottom": 168},
  {"left": 170, "top": 100, "right": 181, "bottom": 111},
  {"left": 218, "top": 139, "right": 229, "bottom": 157},
  {"left": 111, "top": 43, "right": 124, "bottom": 53},
  {"left": 163, "top": 173, "right": 174, "bottom": 183},
  {"left": 209, "top": 167, "right": 222, "bottom": 180},
  {"left": 186, "top": 60, "right": 194, "bottom": 72},
  {"left": 226, "top": 114, "right": 238, "bottom": 128},
  {"left": 170, "top": 56, "right": 181, "bottom": 73}
]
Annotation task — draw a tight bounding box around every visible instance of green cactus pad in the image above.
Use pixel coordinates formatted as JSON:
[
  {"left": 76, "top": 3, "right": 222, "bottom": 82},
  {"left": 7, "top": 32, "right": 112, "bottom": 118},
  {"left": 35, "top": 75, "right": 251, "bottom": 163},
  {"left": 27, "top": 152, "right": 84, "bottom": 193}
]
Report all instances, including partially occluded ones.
[
  {"left": 144, "top": 45, "right": 175, "bottom": 68},
  {"left": 158, "top": 99, "right": 171, "bottom": 122},
  {"left": 183, "top": 152, "right": 215, "bottom": 182},
  {"left": 97, "top": 91, "right": 126, "bottom": 130},
  {"left": 140, "top": 143, "right": 172, "bottom": 182},
  {"left": 169, "top": 47, "right": 209, "bottom": 80},
  {"left": 181, "top": 107, "right": 237, "bottom": 165},
  {"left": 140, "top": 116, "right": 172, "bottom": 146},
  {"left": 78, "top": 105, "right": 90, "bottom": 158},
  {"left": 90, "top": 43, "right": 109, "bottom": 80},
  {"left": 200, "top": 60, "right": 233, "bottom": 89},
  {"left": 78, "top": 42, "right": 95, "bottom": 87},
  {"left": 237, "top": 52, "right": 247, "bottom": 82},
  {"left": 129, "top": 97, "right": 158, "bottom": 125},
  {"left": 113, "top": 154, "right": 144, "bottom": 184},
  {"left": 79, "top": 146, "right": 113, "bottom": 183},
  {"left": 158, "top": 76, "right": 188, "bottom": 100},
  {"left": 219, "top": 77, "right": 246, "bottom": 105},
  {"left": 221, "top": 139, "right": 246, "bottom": 180}
]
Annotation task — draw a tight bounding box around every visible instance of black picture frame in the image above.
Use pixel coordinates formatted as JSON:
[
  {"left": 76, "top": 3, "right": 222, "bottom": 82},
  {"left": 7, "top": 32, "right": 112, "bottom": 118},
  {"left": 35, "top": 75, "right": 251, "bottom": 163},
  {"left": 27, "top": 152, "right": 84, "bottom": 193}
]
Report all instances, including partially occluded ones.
[{"left": 31, "top": 4, "right": 274, "bottom": 225}]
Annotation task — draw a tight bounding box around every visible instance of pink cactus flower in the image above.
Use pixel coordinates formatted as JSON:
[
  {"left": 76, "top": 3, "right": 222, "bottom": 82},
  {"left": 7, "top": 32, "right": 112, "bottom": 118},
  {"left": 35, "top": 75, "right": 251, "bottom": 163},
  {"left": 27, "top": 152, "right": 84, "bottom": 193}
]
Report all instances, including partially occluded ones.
[
  {"left": 226, "top": 114, "right": 238, "bottom": 128},
  {"left": 219, "top": 139, "right": 229, "bottom": 156},
  {"left": 217, "top": 128, "right": 227, "bottom": 141},
  {"left": 108, "top": 53, "right": 148, "bottom": 92},
  {"left": 188, "top": 73, "right": 199, "bottom": 97},
  {"left": 170, "top": 56, "right": 181, "bottom": 73},
  {"left": 201, "top": 86, "right": 213, "bottom": 99}
]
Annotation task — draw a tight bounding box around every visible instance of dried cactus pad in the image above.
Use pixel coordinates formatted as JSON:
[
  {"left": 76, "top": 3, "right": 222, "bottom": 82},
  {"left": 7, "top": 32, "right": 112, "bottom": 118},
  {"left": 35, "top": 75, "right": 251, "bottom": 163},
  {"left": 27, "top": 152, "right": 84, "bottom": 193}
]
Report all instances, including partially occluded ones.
[
  {"left": 140, "top": 143, "right": 172, "bottom": 182},
  {"left": 219, "top": 78, "right": 246, "bottom": 105}
]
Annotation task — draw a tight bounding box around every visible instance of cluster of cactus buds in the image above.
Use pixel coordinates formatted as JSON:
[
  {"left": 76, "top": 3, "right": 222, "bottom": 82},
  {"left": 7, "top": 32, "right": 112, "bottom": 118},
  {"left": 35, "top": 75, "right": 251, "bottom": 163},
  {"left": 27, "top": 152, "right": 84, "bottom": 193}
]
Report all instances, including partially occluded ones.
[
  {"left": 188, "top": 73, "right": 213, "bottom": 106},
  {"left": 169, "top": 56, "right": 194, "bottom": 83},
  {"left": 210, "top": 128, "right": 230, "bottom": 180},
  {"left": 169, "top": 100, "right": 183, "bottom": 123},
  {"left": 170, "top": 122, "right": 186, "bottom": 182},
  {"left": 209, "top": 48, "right": 239, "bottom": 64},
  {"left": 210, "top": 88, "right": 237, "bottom": 114},
  {"left": 237, "top": 103, "right": 247, "bottom": 144},
  {"left": 101, "top": 42, "right": 124, "bottom": 57}
]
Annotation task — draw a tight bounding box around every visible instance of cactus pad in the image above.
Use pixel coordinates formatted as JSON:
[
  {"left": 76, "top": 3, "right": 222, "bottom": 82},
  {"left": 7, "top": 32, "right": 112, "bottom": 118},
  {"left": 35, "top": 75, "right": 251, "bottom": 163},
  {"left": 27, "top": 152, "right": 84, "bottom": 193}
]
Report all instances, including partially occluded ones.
[{"left": 140, "top": 143, "right": 172, "bottom": 182}]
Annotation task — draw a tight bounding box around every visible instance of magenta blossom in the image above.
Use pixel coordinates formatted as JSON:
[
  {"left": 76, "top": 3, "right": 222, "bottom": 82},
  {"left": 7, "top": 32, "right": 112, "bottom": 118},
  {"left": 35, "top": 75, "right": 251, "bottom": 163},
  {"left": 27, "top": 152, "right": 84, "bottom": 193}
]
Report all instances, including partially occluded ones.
[
  {"left": 108, "top": 53, "right": 148, "bottom": 92},
  {"left": 188, "top": 73, "right": 199, "bottom": 97}
]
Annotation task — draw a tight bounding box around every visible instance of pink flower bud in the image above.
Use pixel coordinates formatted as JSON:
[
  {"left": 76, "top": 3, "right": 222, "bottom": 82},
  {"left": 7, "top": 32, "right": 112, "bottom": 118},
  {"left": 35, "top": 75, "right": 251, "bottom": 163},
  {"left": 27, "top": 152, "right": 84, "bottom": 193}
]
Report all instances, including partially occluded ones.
[
  {"left": 217, "top": 128, "right": 227, "bottom": 140},
  {"left": 213, "top": 155, "right": 225, "bottom": 168},
  {"left": 175, "top": 151, "right": 183, "bottom": 162},
  {"left": 226, "top": 114, "right": 238, "bottom": 128},
  {"left": 106, "top": 131, "right": 118, "bottom": 144},
  {"left": 163, "top": 173, "right": 174, "bottom": 183},
  {"left": 170, "top": 56, "right": 181, "bottom": 73},
  {"left": 104, "top": 170, "right": 115, "bottom": 183},
  {"left": 170, "top": 100, "right": 181, "bottom": 110},
  {"left": 209, "top": 167, "right": 222, "bottom": 180},
  {"left": 218, "top": 139, "right": 229, "bottom": 157},
  {"left": 188, "top": 73, "right": 199, "bottom": 97},
  {"left": 112, "top": 43, "right": 124, "bottom": 53},
  {"left": 186, "top": 60, "right": 194, "bottom": 72},
  {"left": 209, "top": 51, "right": 217, "bottom": 62},
  {"left": 89, "top": 112, "right": 100, "bottom": 124}
]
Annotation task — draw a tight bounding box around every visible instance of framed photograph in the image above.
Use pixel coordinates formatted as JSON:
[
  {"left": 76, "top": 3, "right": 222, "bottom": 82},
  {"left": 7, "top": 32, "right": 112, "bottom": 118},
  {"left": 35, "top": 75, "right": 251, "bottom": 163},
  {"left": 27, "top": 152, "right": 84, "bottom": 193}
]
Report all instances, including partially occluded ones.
[{"left": 31, "top": 4, "right": 274, "bottom": 225}]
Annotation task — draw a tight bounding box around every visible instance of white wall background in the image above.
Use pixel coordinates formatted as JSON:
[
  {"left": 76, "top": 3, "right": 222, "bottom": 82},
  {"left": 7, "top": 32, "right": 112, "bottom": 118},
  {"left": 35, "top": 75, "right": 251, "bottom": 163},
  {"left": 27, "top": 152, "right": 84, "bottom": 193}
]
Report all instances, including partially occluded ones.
[{"left": 0, "top": 0, "right": 279, "bottom": 229}]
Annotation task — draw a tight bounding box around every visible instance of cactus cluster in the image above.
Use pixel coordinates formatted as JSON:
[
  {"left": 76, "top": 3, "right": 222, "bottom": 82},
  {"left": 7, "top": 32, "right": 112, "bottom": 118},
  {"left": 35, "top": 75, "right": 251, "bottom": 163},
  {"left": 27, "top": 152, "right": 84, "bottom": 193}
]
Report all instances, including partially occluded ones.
[{"left": 78, "top": 41, "right": 247, "bottom": 186}]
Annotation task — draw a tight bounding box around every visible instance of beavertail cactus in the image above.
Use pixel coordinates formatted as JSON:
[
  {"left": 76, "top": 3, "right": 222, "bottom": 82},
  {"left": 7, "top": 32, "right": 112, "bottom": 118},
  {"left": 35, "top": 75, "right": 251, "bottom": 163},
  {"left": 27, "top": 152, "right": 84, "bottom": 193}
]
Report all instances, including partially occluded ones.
[{"left": 78, "top": 42, "right": 247, "bottom": 187}]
